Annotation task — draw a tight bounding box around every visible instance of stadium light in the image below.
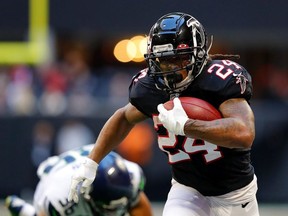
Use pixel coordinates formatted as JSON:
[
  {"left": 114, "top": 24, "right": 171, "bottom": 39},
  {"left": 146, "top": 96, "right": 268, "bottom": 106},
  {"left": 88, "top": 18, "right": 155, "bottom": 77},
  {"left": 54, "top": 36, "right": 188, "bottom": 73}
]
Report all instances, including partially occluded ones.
[{"left": 114, "top": 35, "right": 147, "bottom": 63}]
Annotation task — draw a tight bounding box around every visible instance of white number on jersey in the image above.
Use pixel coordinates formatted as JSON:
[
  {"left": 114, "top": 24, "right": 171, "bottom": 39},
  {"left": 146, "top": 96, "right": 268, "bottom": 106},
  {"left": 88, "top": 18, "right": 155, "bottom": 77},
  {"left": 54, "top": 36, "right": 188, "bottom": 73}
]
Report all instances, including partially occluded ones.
[{"left": 153, "top": 115, "right": 223, "bottom": 164}]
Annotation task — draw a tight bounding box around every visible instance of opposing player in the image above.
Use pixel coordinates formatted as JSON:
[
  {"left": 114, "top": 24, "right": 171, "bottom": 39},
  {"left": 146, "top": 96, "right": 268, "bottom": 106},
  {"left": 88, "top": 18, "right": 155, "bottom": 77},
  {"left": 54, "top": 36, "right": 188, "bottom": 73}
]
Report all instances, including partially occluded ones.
[
  {"left": 68, "top": 12, "right": 259, "bottom": 216},
  {"left": 6, "top": 144, "right": 152, "bottom": 216}
]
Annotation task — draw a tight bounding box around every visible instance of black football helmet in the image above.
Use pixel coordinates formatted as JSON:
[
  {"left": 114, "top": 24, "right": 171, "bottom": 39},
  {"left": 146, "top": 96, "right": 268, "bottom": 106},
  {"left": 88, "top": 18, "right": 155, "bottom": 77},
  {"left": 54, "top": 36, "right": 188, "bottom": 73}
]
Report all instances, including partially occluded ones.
[
  {"left": 145, "top": 12, "right": 209, "bottom": 93},
  {"left": 87, "top": 152, "right": 134, "bottom": 216}
]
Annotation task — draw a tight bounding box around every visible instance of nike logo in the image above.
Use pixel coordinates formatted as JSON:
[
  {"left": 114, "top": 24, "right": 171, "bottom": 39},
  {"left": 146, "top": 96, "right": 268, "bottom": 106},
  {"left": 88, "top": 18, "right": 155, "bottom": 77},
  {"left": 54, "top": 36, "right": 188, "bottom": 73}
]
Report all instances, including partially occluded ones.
[{"left": 241, "top": 202, "right": 249, "bottom": 208}]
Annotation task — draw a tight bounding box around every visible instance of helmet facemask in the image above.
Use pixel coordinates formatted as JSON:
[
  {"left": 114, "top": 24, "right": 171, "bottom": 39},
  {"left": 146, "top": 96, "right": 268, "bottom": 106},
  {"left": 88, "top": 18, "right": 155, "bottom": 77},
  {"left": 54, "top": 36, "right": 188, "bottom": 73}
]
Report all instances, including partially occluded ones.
[{"left": 145, "top": 12, "right": 209, "bottom": 93}]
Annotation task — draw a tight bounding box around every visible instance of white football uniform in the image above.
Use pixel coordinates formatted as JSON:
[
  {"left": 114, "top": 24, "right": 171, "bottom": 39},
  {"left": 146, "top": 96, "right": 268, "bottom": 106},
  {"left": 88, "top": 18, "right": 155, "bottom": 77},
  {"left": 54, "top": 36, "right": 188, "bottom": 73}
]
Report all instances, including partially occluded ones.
[
  {"left": 33, "top": 144, "right": 144, "bottom": 216},
  {"left": 163, "top": 176, "right": 259, "bottom": 216}
]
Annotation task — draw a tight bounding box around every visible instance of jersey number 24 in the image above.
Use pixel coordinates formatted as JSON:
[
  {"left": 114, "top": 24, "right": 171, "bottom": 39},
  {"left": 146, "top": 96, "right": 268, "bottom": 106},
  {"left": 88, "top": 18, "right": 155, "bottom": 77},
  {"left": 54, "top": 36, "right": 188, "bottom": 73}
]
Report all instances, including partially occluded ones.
[{"left": 153, "top": 115, "right": 223, "bottom": 164}]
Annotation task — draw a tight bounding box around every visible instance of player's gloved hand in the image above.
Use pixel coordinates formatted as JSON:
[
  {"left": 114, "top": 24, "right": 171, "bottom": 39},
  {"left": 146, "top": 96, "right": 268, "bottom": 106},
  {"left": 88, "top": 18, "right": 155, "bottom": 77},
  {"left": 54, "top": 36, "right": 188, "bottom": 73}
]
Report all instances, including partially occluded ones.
[
  {"left": 68, "top": 158, "right": 98, "bottom": 203},
  {"left": 157, "top": 97, "right": 189, "bottom": 136}
]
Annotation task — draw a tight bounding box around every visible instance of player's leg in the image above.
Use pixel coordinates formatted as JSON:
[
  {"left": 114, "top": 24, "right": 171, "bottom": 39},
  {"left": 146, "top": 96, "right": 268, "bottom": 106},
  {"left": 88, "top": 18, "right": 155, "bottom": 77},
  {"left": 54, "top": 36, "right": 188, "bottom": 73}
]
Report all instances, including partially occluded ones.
[
  {"left": 5, "top": 195, "right": 36, "bottom": 216},
  {"left": 230, "top": 196, "right": 259, "bottom": 216},
  {"left": 208, "top": 176, "right": 259, "bottom": 216},
  {"left": 208, "top": 196, "right": 259, "bottom": 216},
  {"left": 162, "top": 179, "right": 211, "bottom": 216}
]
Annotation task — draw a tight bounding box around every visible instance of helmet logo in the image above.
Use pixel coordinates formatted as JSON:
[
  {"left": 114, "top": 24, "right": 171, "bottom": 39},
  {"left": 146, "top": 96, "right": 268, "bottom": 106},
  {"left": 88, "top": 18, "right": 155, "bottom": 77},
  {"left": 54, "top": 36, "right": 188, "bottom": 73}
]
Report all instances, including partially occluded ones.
[
  {"left": 186, "top": 17, "right": 201, "bottom": 28},
  {"left": 186, "top": 17, "right": 206, "bottom": 48}
]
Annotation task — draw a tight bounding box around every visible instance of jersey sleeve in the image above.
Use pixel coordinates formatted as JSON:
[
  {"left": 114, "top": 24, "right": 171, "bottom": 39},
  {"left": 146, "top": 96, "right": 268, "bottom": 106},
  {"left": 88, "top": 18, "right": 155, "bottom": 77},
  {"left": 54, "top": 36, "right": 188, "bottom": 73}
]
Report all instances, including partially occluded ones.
[
  {"left": 196, "top": 60, "right": 253, "bottom": 107},
  {"left": 129, "top": 68, "right": 170, "bottom": 117},
  {"left": 34, "top": 145, "right": 96, "bottom": 216},
  {"left": 37, "top": 144, "right": 94, "bottom": 179},
  {"left": 222, "top": 65, "right": 253, "bottom": 101}
]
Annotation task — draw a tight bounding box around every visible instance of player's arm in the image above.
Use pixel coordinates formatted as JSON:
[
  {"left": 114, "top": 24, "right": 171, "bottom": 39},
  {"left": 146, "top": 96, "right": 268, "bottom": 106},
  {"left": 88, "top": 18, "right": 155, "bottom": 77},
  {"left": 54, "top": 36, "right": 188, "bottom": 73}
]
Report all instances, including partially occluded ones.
[
  {"left": 89, "top": 103, "right": 148, "bottom": 163},
  {"left": 184, "top": 97, "right": 255, "bottom": 148},
  {"left": 128, "top": 192, "right": 153, "bottom": 216},
  {"left": 68, "top": 103, "right": 147, "bottom": 203}
]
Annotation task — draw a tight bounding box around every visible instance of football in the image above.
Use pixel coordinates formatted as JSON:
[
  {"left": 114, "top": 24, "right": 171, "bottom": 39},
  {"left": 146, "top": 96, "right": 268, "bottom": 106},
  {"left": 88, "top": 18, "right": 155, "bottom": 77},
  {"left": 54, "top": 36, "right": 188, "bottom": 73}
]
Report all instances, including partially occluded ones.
[{"left": 163, "top": 97, "right": 222, "bottom": 120}]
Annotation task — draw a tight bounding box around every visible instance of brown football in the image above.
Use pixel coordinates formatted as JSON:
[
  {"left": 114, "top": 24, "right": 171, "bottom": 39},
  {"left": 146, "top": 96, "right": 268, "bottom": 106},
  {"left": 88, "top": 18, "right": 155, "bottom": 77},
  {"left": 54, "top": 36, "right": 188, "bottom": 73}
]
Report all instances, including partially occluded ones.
[{"left": 163, "top": 97, "right": 222, "bottom": 120}]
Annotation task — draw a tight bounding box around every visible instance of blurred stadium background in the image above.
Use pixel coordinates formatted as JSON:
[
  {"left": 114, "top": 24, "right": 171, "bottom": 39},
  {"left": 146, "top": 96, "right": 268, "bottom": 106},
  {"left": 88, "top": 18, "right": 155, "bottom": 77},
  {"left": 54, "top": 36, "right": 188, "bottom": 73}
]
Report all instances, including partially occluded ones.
[{"left": 0, "top": 0, "right": 288, "bottom": 215}]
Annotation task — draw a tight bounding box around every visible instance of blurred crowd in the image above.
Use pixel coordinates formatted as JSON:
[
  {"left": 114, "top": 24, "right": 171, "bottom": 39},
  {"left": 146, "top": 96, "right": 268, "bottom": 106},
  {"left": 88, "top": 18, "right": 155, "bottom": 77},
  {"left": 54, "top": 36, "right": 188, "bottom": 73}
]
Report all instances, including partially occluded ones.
[
  {"left": 0, "top": 41, "right": 287, "bottom": 117},
  {"left": 0, "top": 42, "right": 135, "bottom": 116}
]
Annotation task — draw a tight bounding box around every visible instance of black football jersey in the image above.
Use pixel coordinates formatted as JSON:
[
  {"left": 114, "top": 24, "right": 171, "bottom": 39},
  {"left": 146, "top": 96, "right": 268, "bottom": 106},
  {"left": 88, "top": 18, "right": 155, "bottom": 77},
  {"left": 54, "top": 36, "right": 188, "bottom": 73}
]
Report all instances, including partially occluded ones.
[{"left": 129, "top": 59, "right": 254, "bottom": 196}]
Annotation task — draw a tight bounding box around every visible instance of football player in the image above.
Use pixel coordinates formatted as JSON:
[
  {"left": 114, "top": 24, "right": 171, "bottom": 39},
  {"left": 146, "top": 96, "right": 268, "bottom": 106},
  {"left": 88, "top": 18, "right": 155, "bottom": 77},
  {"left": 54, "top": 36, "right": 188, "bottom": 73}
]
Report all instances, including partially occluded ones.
[
  {"left": 68, "top": 12, "right": 259, "bottom": 216},
  {"left": 6, "top": 144, "right": 152, "bottom": 216}
]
